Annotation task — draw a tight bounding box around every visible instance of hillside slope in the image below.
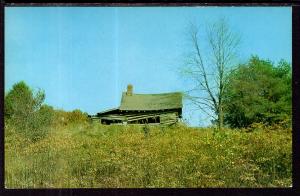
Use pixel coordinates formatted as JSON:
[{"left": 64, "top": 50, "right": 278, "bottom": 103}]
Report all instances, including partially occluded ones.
[{"left": 5, "top": 123, "right": 292, "bottom": 188}]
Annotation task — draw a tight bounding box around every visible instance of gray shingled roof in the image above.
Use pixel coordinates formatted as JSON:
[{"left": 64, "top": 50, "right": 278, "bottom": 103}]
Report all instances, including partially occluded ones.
[{"left": 119, "top": 92, "right": 182, "bottom": 111}]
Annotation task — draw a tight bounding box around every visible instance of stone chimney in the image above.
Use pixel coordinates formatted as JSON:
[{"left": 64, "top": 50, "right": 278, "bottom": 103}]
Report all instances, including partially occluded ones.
[{"left": 126, "top": 84, "right": 133, "bottom": 96}]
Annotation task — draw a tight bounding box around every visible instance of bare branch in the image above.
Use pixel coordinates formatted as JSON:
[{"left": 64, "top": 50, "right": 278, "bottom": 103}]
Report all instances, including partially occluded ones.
[{"left": 181, "top": 18, "right": 241, "bottom": 129}]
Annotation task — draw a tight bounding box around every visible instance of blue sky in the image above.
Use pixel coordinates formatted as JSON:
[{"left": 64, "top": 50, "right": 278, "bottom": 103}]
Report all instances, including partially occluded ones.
[{"left": 5, "top": 7, "right": 292, "bottom": 126}]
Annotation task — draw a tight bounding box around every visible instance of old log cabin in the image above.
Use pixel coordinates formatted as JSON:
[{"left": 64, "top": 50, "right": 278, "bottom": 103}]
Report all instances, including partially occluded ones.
[{"left": 91, "top": 85, "right": 182, "bottom": 125}]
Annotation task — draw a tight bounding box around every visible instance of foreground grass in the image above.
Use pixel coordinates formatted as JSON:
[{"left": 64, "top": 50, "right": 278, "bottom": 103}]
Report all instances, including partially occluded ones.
[{"left": 5, "top": 123, "right": 292, "bottom": 188}]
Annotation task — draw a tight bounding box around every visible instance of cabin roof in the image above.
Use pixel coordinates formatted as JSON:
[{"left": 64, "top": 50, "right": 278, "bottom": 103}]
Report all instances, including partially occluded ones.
[{"left": 119, "top": 92, "right": 182, "bottom": 111}]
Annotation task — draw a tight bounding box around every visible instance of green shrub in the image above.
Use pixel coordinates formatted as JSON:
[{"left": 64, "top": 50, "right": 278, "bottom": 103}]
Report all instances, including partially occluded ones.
[
  {"left": 66, "top": 109, "right": 89, "bottom": 124},
  {"left": 51, "top": 109, "right": 88, "bottom": 127}
]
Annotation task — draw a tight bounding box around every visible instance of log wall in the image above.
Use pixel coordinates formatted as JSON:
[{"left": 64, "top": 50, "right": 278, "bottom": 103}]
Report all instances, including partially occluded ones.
[{"left": 92, "top": 110, "right": 180, "bottom": 125}]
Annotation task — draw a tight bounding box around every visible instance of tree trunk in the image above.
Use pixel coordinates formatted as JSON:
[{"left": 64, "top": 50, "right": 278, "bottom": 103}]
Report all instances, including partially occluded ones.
[{"left": 218, "top": 106, "right": 224, "bottom": 131}]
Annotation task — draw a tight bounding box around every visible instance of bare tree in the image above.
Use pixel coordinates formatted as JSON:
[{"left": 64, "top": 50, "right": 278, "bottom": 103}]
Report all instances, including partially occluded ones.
[{"left": 182, "top": 18, "right": 240, "bottom": 130}]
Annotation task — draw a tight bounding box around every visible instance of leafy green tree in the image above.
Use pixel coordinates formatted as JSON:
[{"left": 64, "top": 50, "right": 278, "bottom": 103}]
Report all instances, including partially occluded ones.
[
  {"left": 223, "top": 56, "right": 291, "bottom": 128},
  {"left": 5, "top": 81, "right": 53, "bottom": 141},
  {"left": 5, "top": 81, "right": 45, "bottom": 120}
]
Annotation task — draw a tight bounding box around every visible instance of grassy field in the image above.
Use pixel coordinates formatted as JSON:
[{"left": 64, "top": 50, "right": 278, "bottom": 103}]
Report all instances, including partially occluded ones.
[{"left": 5, "top": 123, "right": 292, "bottom": 188}]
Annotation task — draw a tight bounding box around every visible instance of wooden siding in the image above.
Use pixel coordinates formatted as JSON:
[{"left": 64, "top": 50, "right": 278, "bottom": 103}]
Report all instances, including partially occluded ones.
[
  {"left": 92, "top": 110, "right": 180, "bottom": 125},
  {"left": 160, "top": 113, "right": 178, "bottom": 125}
]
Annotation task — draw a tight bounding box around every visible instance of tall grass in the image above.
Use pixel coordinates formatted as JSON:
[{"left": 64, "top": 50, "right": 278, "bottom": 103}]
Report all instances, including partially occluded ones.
[{"left": 5, "top": 123, "right": 292, "bottom": 188}]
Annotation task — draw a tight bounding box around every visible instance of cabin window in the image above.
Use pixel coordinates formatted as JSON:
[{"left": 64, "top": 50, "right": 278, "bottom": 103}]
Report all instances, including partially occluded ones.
[
  {"left": 156, "top": 116, "right": 160, "bottom": 123},
  {"left": 146, "top": 116, "right": 160, "bottom": 123}
]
